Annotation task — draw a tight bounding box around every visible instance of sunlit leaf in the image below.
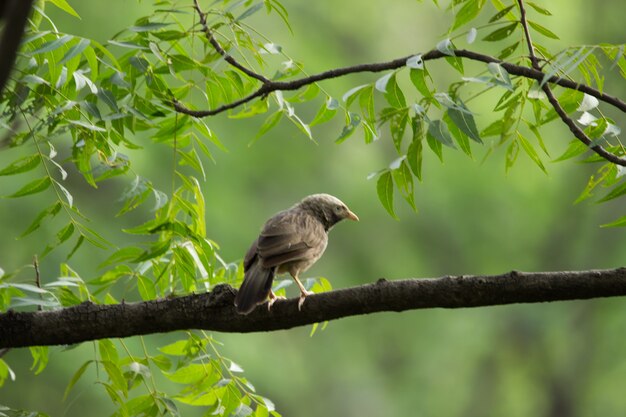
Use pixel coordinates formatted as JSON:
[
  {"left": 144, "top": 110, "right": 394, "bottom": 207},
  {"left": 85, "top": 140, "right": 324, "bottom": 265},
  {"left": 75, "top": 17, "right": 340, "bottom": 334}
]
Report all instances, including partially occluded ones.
[
  {"left": 517, "top": 133, "right": 547, "bottom": 173},
  {"left": 528, "top": 21, "right": 559, "bottom": 39},
  {"left": 452, "top": 0, "right": 485, "bottom": 31},
  {"left": 48, "top": 0, "right": 80, "bottom": 18}
]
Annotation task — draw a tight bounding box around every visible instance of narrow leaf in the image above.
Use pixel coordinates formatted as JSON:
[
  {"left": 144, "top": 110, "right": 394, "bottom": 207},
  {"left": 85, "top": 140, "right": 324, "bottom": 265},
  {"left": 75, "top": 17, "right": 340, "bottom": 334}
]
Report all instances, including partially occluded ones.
[
  {"left": 6, "top": 177, "right": 51, "bottom": 198},
  {"left": 20, "top": 202, "right": 62, "bottom": 237},
  {"left": 482, "top": 22, "right": 518, "bottom": 41},
  {"left": 48, "top": 0, "right": 80, "bottom": 18},
  {"left": 528, "top": 21, "right": 559, "bottom": 39},
  {"left": 0, "top": 154, "right": 41, "bottom": 176},
  {"left": 517, "top": 133, "right": 547, "bottom": 173}
]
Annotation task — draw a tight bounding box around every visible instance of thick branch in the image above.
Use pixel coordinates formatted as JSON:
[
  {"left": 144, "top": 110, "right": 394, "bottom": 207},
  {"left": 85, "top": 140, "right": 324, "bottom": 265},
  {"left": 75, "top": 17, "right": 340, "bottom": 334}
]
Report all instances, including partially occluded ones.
[{"left": 2, "top": 268, "right": 626, "bottom": 348}]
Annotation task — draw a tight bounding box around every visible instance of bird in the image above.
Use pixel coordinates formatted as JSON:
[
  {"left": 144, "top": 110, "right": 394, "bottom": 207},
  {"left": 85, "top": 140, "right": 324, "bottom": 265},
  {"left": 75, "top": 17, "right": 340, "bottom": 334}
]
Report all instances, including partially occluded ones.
[{"left": 234, "top": 193, "right": 359, "bottom": 315}]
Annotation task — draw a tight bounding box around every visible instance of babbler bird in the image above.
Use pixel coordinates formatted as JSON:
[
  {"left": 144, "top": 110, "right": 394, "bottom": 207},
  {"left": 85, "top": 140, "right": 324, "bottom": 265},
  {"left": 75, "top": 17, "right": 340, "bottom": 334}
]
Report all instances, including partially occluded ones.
[{"left": 234, "top": 194, "right": 359, "bottom": 314}]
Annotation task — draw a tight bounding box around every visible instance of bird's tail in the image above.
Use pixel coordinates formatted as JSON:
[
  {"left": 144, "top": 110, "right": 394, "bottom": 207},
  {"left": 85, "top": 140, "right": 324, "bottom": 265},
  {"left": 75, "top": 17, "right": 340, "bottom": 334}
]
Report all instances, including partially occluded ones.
[{"left": 234, "top": 261, "right": 276, "bottom": 314}]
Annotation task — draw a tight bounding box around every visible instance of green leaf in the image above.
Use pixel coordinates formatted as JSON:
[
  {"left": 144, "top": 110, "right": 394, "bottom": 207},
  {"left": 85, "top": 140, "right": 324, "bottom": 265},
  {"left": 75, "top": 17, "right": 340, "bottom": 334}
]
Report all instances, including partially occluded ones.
[
  {"left": 30, "top": 34, "right": 73, "bottom": 55},
  {"left": 487, "top": 62, "right": 513, "bottom": 90},
  {"left": 59, "top": 38, "right": 90, "bottom": 65},
  {"left": 601, "top": 215, "right": 626, "bottom": 228},
  {"left": 452, "top": 0, "right": 485, "bottom": 31},
  {"left": 392, "top": 160, "right": 416, "bottom": 211},
  {"left": 407, "top": 117, "right": 424, "bottom": 180},
  {"left": 498, "top": 41, "right": 520, "bottom": 59},
  {"left": 6, "top": 177, "right": 51, "bottom": 198},
  {"left": 445, "top": 114, "right": 471, "bottom": 156},
  {"left": 48, "top": 0, "right": 80, "bottom": 18},
  {"left": 528, "top": 21, "right": 559, "bottom": 39},
  {"left": 410, "top": 68, "right": 432, "bottom": 98},
  {"left": 253, "top": 110, "right": 283, "bottom": 138},
  {"left": 553, "top": 139, "right": 588, "bottom": 162},
  {"left": 0, "top": 154, "right": 41, "bottom": 176},
  {"left": 517, "top": 132, "right": 547, "bottom": 173},
  {"left": 598, "top": 181, "right": 626, "bottom": 203},
  {"left": 99, "top": 338, "right": 119, "bottom": 362},
  {"left": 447, "top": 107, "right": 482, "bottom": 143},
  {"left": 133, "top": 239, "right": 171, "bottom": 263},
  {"left": 311, "top": 97, "right": 338, "bottom": 126},
  {"left": 390, "top": 110, "right": 409, "bottom": 152},
  {"left": 64, "top": 361, "right": 93, "bottom": 400},
  {"left": 102, "top": 360, "right": 128, "bottom": 396},
  {"left": 376, "top": 171, "right": 397, "bottom": 219},
  {"left": 41, "top": 222, "right": 75, "bottom": 258},
  {"left": 427, "top": 120, "right": 456, "bottom": 149},
  {"left": 236, "top": 3, "right": 264, "bottom": 21},
  {"left": 575, "top": 164, "right": 615, "bottom": 204},
  {"left": 336, "top": 112, "right": 361, "bottom": 144},
  {"left": 359, "top": 86, "right": 375, "bottom": 123},
  {"left": 20, "top": 202, "right": 62, "bottom": 237},
  {"left": 527, "top": 2, "right": 552, "bottom": 15},
  {"left": 482, "top": 22, "right": 518, "bottom": 41},
  {"left": 342, "top": 84, "right": 368, "bottom": 106},
  {"left": 165, "top": 363, "right": 213, "bottom": 384},
  {"left": 489, "top": 4, "right": 516, "bottom": 22},
  {"left": 66, "top": 235, "right": 85, "bottom": 261},
  {"left": 137, "top": 274, "right": 156, "bottom": 300},
  {"left": 505, "top": 140, "right": 519, "bottom": 172},
  {"left": 29, "top": 346, "right": 49, "bottom": 375},
  {"left": 129, "top": 22, "right": 171, "bottom": 32},
  {"left": 445, "top": 56, "right": 464, "bottom": 74},
  {"left": 382, "top": 74, "right": 406, "bottom": 108}
]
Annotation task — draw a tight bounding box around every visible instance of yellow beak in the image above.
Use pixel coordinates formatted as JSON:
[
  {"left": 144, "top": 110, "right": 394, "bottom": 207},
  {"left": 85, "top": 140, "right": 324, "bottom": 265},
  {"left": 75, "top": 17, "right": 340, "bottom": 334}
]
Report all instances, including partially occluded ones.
[{"left": 346, "top": 209, "right": 359, "bottom": 221}]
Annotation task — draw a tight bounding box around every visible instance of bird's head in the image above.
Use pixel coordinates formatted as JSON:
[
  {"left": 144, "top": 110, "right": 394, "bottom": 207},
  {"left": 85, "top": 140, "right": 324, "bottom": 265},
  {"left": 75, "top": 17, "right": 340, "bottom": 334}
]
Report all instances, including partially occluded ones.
[{"left": 298, "top": 193, "right": 359, "bottom": 230}]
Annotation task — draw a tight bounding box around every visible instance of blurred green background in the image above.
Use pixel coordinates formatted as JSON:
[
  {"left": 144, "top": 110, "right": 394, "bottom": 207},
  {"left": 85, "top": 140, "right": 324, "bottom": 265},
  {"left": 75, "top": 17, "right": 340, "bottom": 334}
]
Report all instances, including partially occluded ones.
[{"left": 2, "top": 0, "right": 626, "bottom": 416}]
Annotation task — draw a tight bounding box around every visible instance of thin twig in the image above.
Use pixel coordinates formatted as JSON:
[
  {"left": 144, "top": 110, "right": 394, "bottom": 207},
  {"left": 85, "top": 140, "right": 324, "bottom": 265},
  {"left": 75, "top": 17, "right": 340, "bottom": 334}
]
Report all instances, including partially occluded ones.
[
  {"left": 34, "top": 255, "right": 42, "bottom": 312},
  {"left": 193, "top": 0, "right": 269, "bottom": 83}
]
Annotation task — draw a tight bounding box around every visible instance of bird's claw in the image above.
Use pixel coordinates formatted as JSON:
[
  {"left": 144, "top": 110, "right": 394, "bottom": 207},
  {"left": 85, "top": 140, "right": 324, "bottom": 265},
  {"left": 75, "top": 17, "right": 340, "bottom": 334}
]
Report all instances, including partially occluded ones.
[
  {"left": 267, "top": 292, "right": 286, "bottom": 311},
  {"left": 297, "top": 290, "right": 315, "bottom": 311}
]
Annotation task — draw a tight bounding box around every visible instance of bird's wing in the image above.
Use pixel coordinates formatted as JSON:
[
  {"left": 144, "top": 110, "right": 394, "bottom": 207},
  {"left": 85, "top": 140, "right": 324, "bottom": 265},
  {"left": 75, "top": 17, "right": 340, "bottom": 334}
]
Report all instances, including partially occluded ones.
[{"left": 256, "top": 210, "right": 326, "bottom": 268}]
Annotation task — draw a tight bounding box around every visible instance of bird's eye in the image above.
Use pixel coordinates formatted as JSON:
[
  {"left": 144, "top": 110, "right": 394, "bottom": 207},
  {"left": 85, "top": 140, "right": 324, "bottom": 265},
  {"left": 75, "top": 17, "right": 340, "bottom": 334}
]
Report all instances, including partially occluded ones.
[{"left": 334, "top": 205, "right": 345, "bottom": 213}]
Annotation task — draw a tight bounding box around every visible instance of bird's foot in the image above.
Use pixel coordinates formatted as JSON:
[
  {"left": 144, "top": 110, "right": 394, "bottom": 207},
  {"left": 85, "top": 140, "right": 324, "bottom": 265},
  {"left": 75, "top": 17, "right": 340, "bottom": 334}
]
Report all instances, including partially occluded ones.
[
  {"left": 267, "top": 291, "right": 286, "bottom": 311},
  {"left": 297, "top": 290, "right": 315, "bottom": 311}
]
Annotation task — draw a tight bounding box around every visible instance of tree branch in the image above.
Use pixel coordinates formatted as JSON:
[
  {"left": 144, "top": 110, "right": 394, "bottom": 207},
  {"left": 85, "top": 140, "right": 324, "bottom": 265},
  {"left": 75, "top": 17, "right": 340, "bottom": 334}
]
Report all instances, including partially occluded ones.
[
  {"left": 2, "top": 267, "right": 626, "bottom": 348},
  {"left": 0, "top": 0, "right": 34, "bottom": 95},
  {"left": 516, "top": 0, "right": 626, "bottom": 166},
  {"left": 173, "top": 47, "right": 626, "bottom": 165},
  {"left": 173, "top": 48, "right": 626, "bottom": 117},
  {"left": 174, "top": 0, "right": 626, "bottom": 166},
  {"left": 192, "top": 0, "right": 269, "bottom": 83}
]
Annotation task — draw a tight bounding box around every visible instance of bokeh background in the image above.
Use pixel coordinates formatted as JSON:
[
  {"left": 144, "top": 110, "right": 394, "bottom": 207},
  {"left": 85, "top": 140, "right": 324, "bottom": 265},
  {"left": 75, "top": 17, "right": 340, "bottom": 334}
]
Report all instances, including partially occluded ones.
[{"left": 1, "top": 0, "right": 626, "bottom": 416}]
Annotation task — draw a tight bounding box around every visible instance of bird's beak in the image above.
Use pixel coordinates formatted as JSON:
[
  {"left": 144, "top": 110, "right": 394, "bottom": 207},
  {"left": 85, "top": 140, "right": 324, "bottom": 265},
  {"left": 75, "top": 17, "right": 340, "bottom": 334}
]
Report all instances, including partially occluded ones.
[{"left": 346, "top": 209, "right": 359, "bottom": 221}]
